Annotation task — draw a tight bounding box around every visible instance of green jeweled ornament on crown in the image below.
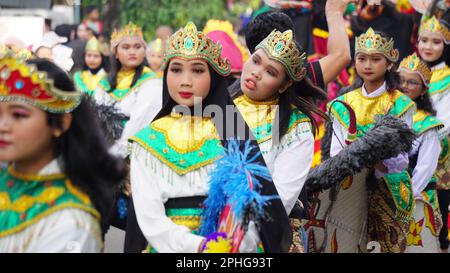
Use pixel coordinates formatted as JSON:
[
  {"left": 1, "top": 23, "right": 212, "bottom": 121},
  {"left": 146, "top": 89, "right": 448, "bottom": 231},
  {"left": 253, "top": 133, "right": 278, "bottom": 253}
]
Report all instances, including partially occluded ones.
[
  {"left": 275, "top": 41, "right": 284, "bottom": 52},
  {"left": 255, "top": 29, "right": 307, "bottom": 82},
  {"left": 185, "top": 37, "right": 193, "bottom": 51}
]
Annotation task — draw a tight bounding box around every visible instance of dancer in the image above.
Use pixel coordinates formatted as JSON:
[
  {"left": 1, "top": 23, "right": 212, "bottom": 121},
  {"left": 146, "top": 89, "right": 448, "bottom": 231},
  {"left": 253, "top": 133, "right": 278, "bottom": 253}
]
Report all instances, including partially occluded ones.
[
  {"left": 418, "top": 16, "right": 450, "bottom": 253},
  {"left": 129, "top": 22, "right": 292, "bottom": 253},
  {"left": 73, "top": 37, "right": 108, "bottom": 96},
  {"left": 314, "top": 28, "right": 416, "bottom": 253},
  {"left": 398, "top": 53, "right": 443, "bottom": 253},
  {"left": 0, "top": 48, "right": 126, "bottom": 252}
]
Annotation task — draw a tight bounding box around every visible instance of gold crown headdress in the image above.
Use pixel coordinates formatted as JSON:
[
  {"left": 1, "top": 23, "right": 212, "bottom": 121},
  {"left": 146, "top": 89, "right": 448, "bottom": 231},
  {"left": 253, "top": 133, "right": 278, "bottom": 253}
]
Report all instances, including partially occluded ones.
[
  {"left": 398, "top": 53, "right": 432, "bottom": 86},
  {"left": 161, "top": 22, "right": 231, "bottom": 76},
  {"left": 148, "top": 38, "right": 164, "bottom": 54},
  {"left": 255, "top": 29, "right": 307, "bottom": 82},
  {"left": 355, "top": 28, "right": 399, "bottom": 62},
  {"left": 0, "top": 46, "right": 81, "bottom": 113},
  {"left": 86, "top": 37, "right": 106, "bottom": 54},
  {"left": 419, "top": 16, "right": 450, "bottom": 44},
  {"left": 110, "top": 22, "right": 146, "bottom": 53}
]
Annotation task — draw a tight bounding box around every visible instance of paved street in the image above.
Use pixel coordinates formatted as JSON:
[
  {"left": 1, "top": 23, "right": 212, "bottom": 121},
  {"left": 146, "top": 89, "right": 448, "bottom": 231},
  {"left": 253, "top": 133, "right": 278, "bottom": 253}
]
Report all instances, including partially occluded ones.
[{"left": 104, "top": 227, "right": 125, "bottom": 253}]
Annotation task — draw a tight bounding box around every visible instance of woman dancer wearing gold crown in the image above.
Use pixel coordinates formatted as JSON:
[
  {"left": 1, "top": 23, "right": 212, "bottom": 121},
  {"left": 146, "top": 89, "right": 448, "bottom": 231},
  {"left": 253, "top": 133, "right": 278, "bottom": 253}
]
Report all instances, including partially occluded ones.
[
  {"left": 320, "top": 28, "right": 416, "bottom": 253},
  {"left": 417, "top": 16, "right": 450, "bottom": 253},
  {"left": 0, "top": 48, "right": 126, "bottom": 252},
  {"left": 92, "top": 23, "right": 164, "bottom": 254},
  {"left": 94, "top": 23, "right": 162, "bottom": 158},
  {"left": 73, "top": 37, "right": 108, "bottom": 96},
  {"left": 128, "top": 22, "right": 292, "bottom": 253},
  {"left": 398, "top": 53, "right": 443, "bottom": 253},
  {"left": 230, "top": 29, "right": 328, "bottom": 253}
]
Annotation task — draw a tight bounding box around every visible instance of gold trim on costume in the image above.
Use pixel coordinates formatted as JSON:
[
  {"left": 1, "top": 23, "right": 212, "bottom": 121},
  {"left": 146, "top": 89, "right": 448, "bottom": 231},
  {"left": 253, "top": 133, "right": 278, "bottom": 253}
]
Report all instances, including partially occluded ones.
[
  {"left": 331, "top": 88, "right": 415, "bottom": 128},
  {"left": 0, "top": 203, "right": 100, "bottom": 238},
  {"left": 130, "top": 136, "right": 221, "bottom": 176},
  {"left": 151, "top": 113, "right": 220, "bottom": 154},
  {"left": 7, "top": 166, "right": 66, "bottom": 182}
]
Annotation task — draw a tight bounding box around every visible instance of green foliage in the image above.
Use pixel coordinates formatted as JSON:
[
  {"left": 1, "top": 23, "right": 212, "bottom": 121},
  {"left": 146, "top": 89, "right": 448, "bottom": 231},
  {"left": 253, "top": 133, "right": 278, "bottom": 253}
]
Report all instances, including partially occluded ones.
[{"left": 81, "top": 0, "right": 229, "bottom": 41}]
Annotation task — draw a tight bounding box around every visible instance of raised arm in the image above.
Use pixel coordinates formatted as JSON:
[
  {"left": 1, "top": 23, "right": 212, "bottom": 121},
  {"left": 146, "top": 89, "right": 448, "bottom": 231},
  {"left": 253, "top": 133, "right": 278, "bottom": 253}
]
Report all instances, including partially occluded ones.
[{"left": 319, "top": 0, "right": 354, "bottom": 86}]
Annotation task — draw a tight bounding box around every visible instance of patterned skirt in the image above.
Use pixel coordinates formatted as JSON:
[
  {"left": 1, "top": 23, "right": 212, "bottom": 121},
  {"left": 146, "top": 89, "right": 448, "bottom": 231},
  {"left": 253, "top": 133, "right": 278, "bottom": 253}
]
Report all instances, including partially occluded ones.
[
  {"left": 436, "top": 136, "right": 450, "bottom": 190},
  {"left": 289, "top": 218, "right": 306, "bottom": 253},
  {"left": 367, "top": 175, "right": 410, "bottom": 253},
  {"left": 436, "top": 157, "right": 450, "bottom": 190}
]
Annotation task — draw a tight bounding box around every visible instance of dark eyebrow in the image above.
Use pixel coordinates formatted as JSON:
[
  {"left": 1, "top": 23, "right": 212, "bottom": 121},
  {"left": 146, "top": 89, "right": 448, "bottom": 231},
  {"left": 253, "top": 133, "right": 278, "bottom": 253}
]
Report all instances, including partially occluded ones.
[
  {"left": 8, "top": 103, "right": 31, "bottom": 111},
  {"left": 267, "top": 65, "right": 280, "bottom": 75},
  {"left": 191, "top": 62, "right": 207, "bottom": 68},
  {"left": 253, "top": 53, "right": 261, "bottom": 60},
  {"left": 170, "top": 61, "right": 183, "bottom": 67}
]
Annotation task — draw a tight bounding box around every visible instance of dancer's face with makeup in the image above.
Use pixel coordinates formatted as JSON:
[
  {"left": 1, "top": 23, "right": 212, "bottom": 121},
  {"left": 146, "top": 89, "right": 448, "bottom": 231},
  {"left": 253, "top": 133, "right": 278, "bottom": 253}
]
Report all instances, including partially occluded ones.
[
  {"left": 240, "top": 49, "right": 293, "bottom": 101},
  {"left": 166, "top": 58, "right": 211, "bottom": 107},
  {"left": 0, "top": 102, "right": 70, "bottom": 172},
  {"left": 85, "top": 50, "right": 102, "bottom": 70},
  {"left": 355, "top": 53, "right": 391, "bottom": 84},
  {"left": 116, "top": 37, "right": 146, "bottom": 70},
  {"left": 418, "top": 32, "right": 445, "bottom": 63}
]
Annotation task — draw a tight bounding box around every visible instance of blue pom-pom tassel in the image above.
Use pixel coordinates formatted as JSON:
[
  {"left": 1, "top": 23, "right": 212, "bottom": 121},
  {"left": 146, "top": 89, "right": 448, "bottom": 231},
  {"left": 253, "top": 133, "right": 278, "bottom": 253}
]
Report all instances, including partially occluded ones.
[
  {"left": 117, "top": 196, "right": 128, "bottom": 220},
  {"left": 199, "top": 139, "right": 277, "bottom": 236}
]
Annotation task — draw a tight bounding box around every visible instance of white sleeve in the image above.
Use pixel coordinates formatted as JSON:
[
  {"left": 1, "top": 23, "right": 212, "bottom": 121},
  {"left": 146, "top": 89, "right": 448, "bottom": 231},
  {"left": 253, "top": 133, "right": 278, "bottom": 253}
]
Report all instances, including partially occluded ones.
[
  {"left": 433, "top": 92, "right": 450, "bottom": 139},
  {"left": 400, "top": 107, "right": 415, "bottom": 129},
  {"left": 411, "top": 129, "right": 442, "bottom": 197},
  {"left": 93, "top": 85, "right": 113, "bottom": 106},
  {"left": 125, "top": 80, "right": 163, "bottom": 138},
  {"left": 114, "top": 80, "right": 164, "bottom": 158},
  {"left": 27, "top": 209, "right": 101, "bottom": 253},
  {"left": 130, "top": 144, "right": 205, "bottom": 253},
  {"left": 272, "top": 123, "right": 314, "bottom": 214},
  {"left": 330, "top": 116, "right": 347, "bottom": 157}
]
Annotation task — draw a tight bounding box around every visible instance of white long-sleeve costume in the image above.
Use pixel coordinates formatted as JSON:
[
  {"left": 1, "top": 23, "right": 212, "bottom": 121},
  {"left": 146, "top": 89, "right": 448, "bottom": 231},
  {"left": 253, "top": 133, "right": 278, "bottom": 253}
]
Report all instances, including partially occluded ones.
[
  {"left": 129, "top": 114, "right": 260, "bottom": 253},
  {"left": 234, "top": 95, "right": 314, "bottom": 215},
  {"left": 409, "top": 129, "right": 441, "bottom": 197},
  {"left": 306, "top": 83, "right": 416, "bottom": 253},
  {"left": 405, "top": 110, "right": 443, "bottom": 253},
  {"left": 93, "top": 69, "right": 163, "bottom": 157}
]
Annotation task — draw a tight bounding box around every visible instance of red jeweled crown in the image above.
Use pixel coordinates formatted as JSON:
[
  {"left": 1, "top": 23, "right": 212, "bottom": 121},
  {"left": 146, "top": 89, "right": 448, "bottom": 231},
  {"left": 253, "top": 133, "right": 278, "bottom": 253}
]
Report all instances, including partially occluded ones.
[{"left": 0, "top": 45, "right": 81, "bottom": 113}]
